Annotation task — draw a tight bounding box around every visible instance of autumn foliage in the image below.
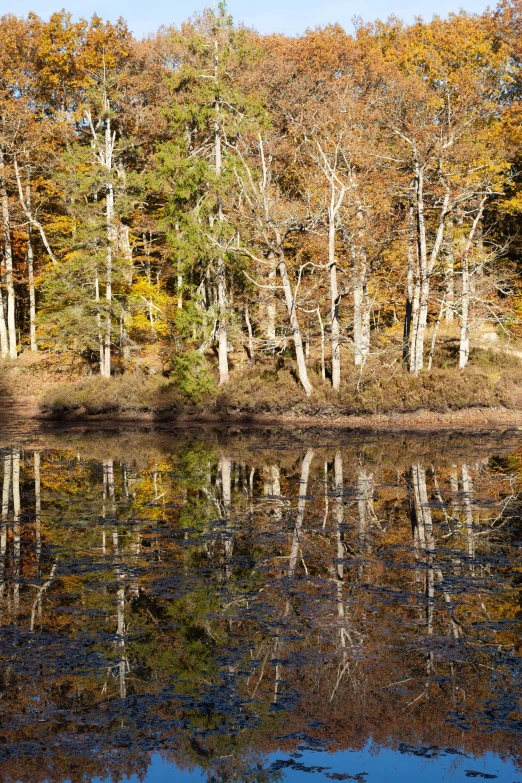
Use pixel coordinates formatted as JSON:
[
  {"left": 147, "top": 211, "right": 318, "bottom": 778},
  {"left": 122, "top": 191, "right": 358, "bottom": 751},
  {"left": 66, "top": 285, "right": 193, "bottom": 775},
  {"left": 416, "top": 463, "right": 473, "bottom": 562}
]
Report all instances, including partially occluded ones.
[{"left": 0, "top": 2, "right": 521, "bottom": 407}]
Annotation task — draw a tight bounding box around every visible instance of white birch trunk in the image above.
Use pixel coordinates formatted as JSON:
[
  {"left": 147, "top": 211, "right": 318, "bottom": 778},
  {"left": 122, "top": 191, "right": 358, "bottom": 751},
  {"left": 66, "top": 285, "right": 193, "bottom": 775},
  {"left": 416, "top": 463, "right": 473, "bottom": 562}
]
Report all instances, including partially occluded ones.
[
  {"left": 459, "top": 199, "right": 486, "bottom": 370},
  {"left": 0, "top": 150, "right": 16, "bottom": 360},
  {"left": 244, "top": 304, "right": 255, "bottom": 364},
  {"left": 0, "top": 453, "right": 10, "bottom": 600},
  {"left": 461, "top": 464, "right": 475, "bottom": 568},
  {"left": 445, "top": 219, "right": 455, "bottom": 324},
  {"left": 266, "top": 255, "right": 277, "bottom": 351},
  {"left": 26, "top": 182, "right": 37, "bottom": 352},
  {"left": 403, "top": 203, "right": 415, "bottom": 365},
  {"left": 334, "top": 450, "right": 344, "bottom": 581},
  {"left": 317, "top": 307, "right": 326, "bottom": 382},
  {"left": 410, "top": 166, "right": 450, "bottom": 375},
  {"left": 12, "top": 450, "right": 20, "bottom": 613},
  {"left": 329, "top": 217, "right": 341, "bottom": 389},
  {"left": 288, "top": 448, "right": 314, "bottom": 578},
  {"left": 277, "top": 256, "right": 313, "bottom": 396},
  {"left": 352, "top": 206, "right": 370, "bottom": 368},
  {"left": 95, "top": 271, "right": 104, "bottom": 374},
  {"left": 0, "top": 285, "right": 8, "bottom": 359},
  {"left": 34, "top": 452, "right": 41, "bottom": 572}
]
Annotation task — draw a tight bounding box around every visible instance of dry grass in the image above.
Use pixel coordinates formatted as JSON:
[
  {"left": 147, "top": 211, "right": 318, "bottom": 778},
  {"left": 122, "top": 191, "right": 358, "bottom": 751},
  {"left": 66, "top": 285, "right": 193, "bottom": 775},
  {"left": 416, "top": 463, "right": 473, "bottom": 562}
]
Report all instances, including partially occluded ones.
[
  {"left": 40, "top": 372, "right": 186, "bottom": 415},
  {"left": 7, "top": 344, "right": 522, "bottom": 419},
  {"left": 214, "top": 347, "right": 522, "bottom": 416}
]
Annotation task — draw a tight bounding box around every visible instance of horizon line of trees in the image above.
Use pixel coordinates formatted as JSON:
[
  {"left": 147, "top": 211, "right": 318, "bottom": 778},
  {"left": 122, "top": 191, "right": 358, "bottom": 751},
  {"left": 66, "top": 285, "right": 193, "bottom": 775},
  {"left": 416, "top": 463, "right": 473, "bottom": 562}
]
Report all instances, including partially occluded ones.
[{"left": 0, "top": 1, "right": 521, "bottom": 395}]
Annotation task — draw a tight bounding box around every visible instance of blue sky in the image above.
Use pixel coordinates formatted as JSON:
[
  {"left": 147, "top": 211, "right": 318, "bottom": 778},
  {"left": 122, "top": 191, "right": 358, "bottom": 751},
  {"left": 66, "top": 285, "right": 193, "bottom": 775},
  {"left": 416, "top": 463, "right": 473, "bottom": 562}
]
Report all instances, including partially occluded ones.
[{"left": 9, "top": 0, "right": 492, "bottom": 37}]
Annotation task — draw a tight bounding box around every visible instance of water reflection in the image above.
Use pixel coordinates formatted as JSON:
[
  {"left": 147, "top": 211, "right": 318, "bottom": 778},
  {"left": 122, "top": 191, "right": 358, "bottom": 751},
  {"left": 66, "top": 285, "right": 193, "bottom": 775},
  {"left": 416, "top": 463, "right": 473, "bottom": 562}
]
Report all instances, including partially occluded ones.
[{"left": 0, "top": 429, "right": 522, "bottom": 782}]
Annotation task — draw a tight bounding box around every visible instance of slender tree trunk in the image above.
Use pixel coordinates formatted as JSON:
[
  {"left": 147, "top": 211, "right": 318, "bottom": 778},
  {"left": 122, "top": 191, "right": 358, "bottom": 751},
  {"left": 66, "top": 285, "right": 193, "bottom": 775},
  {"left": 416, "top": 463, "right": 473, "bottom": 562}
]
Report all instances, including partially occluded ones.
[
  {"left": 317, "top": 307, "right": 326, "bottom": 382},
  {"left": 0, "top": 285, "right": 8, "bottom": 359},
  {"left": 12, "top": 450, "right": 20, "bottom": 614},
  {"left": 220, "top": 456, "right": 233, "bottom": 576},
  {"left": 266, "top": 254, "right": 277, "bottom": 352},
  {"left": 177, "top": 268, "right": 183, "bottom": 309},
  {"left": 95, "top": 270, "right": 104, "bottom": 374},
  {"left": 104, "top": 178, "right": 114, "bottom": 378},
  {"left": 329, "top": 210, "right": 341, "bottom": 389},
  {"left": 334, "top": 450, "right": 344, "bottom": 581},
  {"left": 445, "top": 219, "right": 455, "bottom": 324},
  {"left": 214, "top": 38, "right": 229, "bottom": 386},
  {"left": 0, "top": 150, "right": 17, "bottom": 360},
  {"left": 461, "top": 464, "right": 475, "bottom": 569},
  {"left": 34, "top": 452, "right": 41, "bottom": 574},
  {"left": 410, "top": 463, "right": 435, "bottom": 657},
  {"left": 403, "top": 204, "right": 415, "bottom": 365},
  {"left": 288, "top": 448, "right": 314, "bottom": 578},
  {"left": 459, "top": 255, "right": 470, "bottom": 369},
  {"left": 357, "top": 467, "right": 376, "bottom": 554},
  {"left": 26, "top": 182, "right": 37, "bottom": 352},
  {"left": 459, "top": 199, "right": 486, "bottom": 370},
  {"left": 216, "top": 262, "right": 229, "bottom": 384},
  {"left": 427, "top": 294, "right": 446, "bottom": 371},
  {"left": 0, "top": 453, "right": 10, "bottom": 601},
  {"left": 410, "top": 167, "right": 449, "bottom": 375},
  {"left": 277, "top": 256, "right": 313, "bottom": 396},
  {"left": 353, "top": 262, "right": 364, "bottom": 367},
  {"left": 100, "top": 95, "right": 116, "bottom": 379},
  {"left": 244, "top": 304, "right": 255, "bottom": 364},
  {"left": 352, "top": 220, "right": 370, "bottom": 369}
]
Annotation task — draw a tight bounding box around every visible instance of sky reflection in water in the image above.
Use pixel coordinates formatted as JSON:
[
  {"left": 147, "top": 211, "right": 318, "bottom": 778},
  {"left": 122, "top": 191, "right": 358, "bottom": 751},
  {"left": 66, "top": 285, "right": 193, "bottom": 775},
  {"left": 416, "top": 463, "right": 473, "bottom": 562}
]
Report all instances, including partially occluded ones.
[{"left": 1, "top": 426, "right": 522, "bottom": 783}]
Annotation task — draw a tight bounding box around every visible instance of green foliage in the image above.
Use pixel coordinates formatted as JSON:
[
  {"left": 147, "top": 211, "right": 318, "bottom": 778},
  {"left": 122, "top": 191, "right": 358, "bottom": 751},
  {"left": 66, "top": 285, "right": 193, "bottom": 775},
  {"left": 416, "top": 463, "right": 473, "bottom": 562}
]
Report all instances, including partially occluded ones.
[{"left": 172, "top": 350, "right": 215, "bottom": 403}]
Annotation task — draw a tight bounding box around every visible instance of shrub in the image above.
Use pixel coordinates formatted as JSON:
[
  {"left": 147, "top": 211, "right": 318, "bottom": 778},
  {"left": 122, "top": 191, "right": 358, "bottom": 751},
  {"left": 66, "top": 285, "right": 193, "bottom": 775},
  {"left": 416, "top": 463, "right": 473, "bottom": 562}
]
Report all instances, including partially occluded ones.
[{"left": 171, "top": 351, "right": 215, "bottom": 403}]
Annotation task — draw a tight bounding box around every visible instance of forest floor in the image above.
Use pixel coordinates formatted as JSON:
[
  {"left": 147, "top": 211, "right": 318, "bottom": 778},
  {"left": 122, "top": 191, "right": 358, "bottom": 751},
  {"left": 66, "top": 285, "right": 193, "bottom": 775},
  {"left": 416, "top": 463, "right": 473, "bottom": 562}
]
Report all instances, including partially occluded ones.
[{"left": 2, "top": 337, "right": 522, "bottom": 432}]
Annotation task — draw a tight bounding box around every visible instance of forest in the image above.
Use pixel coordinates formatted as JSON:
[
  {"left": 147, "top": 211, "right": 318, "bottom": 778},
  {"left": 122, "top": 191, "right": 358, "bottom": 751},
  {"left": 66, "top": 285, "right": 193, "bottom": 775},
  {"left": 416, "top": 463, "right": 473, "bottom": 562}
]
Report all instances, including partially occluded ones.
[
  {"left": 0, "top": 1, "right": 522, "bottom": 416},
  {"left": 0, "top": 431, "right": 522, "bottom": 782}
]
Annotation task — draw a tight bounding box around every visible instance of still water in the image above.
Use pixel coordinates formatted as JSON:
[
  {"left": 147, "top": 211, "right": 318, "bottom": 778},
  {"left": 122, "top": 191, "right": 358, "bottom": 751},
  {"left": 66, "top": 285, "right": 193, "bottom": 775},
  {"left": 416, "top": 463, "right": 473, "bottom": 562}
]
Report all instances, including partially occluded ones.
[{"left": 1, "top": 424, "right": 522, "bottom": 783}]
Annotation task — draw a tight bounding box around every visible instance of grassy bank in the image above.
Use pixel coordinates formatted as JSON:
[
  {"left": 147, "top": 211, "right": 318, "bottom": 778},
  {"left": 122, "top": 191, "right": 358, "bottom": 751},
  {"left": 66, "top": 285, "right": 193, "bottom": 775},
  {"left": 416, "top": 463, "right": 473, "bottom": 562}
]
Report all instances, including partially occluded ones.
[{"left": 3, "top": 343, "right": 522, "bottom": 422}]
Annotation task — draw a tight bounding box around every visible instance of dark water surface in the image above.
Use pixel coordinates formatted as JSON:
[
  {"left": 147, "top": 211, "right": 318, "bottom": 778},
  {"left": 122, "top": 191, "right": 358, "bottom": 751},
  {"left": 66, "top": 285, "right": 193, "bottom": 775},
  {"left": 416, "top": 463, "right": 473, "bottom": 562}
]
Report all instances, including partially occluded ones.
[{"left": 1, "top": 424, "right": 522, "bottom": 783}]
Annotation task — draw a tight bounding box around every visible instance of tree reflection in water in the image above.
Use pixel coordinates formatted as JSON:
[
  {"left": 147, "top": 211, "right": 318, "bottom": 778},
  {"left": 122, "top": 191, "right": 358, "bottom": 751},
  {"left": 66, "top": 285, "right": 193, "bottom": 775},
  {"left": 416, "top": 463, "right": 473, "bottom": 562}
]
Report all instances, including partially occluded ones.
[{"left": 0, "top": 428, "right": 521, "bottom": 783}]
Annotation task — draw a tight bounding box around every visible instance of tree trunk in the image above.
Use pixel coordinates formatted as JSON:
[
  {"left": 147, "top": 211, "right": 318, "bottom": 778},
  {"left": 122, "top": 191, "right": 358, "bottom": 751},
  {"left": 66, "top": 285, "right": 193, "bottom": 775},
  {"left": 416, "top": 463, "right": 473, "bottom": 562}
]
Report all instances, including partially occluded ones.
[
  {"left": 0, "top": 453, "right": 10, "bottom": 599},
  {"left": 0, "top": 150, "right": 16, "bottom": 360},
  {"left": 403, "top": 204, "right": 415, "bottom": 364},
  {"left": 214, "top": 37, "right": 229, "bottom": 386},
  {"left": 177, "top": 266, "right": 183, "bottom": 309},
  {"left": 410, "top": 167, "right": 449, "bottom": 375},
  {"left": 34, "top": 452, "right": 41, "bottom": 573},
  {"left": 459, "top": 199, "right": 486, "bottom": 370},
  {"left": 352, "top": 214, "right": 371, "bottom": 372},
  {"left": 26, "top": 183, "right": 37, "bottom": 352},
  {"left": 244, "top": 304, "right": 255, "bottom": 364},
  {"left": 461, "top": 464, "right": 475, "bottom": 568},
  {"left": 445, "top": 219, "right": 455, "bottom": 324},
  {"left": 95, "top": 270, "right": 104, "bottom": 375},
  {"left": 288, "top": 448, "right": 314, "bottom": 578},
  {"left": 317, "top": 307, "right": 326, "bottom": 382},
  {"left": 459, "top": 252, "right": 470, "bottom": 369},
  {"left": 216, "top": 260, "right": 229, "bottom": 385},
  {"left": 329, "top": 211, "right": 341, "bottom": 389},
  {"left": 220, "top": 456, "right": 233, "bottom": 576},
  {"left": 0, "top": 286, "right": 8, "bottom": 359},
  {"left": 277, "top": 256, "right": 313, "bottom": 396},
  {"left": 427, "top": 294, "right": 446, "bottom": 371},
  {"left": 104, "top": 177, "right": 114, "bottom": 378},
  {"left": 334, "top": 450, "right": 344, "bottom": 581},
  {"left": 266, "top": 254, "right": 277, "bottom": 351},
  {"left": 12, "top": 449, "right": 20, "bottom": 613}
]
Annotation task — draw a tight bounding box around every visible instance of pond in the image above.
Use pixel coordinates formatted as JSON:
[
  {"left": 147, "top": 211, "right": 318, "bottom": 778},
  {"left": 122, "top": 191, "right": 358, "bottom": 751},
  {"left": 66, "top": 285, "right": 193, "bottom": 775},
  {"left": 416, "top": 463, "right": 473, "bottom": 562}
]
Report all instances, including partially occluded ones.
[{"left": 1, "top": 423, "right": 522, "bottom": 783}]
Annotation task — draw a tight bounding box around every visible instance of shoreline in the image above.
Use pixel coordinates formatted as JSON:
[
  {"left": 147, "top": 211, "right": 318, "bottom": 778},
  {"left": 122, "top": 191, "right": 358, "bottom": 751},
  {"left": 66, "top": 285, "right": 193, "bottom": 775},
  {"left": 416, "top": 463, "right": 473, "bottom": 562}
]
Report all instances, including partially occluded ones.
[{"left": 2, "top": 400, "right": 521, "bottom": 433}]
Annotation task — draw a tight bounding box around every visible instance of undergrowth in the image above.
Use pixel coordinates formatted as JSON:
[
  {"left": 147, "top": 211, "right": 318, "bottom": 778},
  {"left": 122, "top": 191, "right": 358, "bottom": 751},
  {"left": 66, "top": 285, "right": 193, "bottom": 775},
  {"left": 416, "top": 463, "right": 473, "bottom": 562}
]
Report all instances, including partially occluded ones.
[{"left": 29, "top": 345, "right": 522, "bottom": 418}]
